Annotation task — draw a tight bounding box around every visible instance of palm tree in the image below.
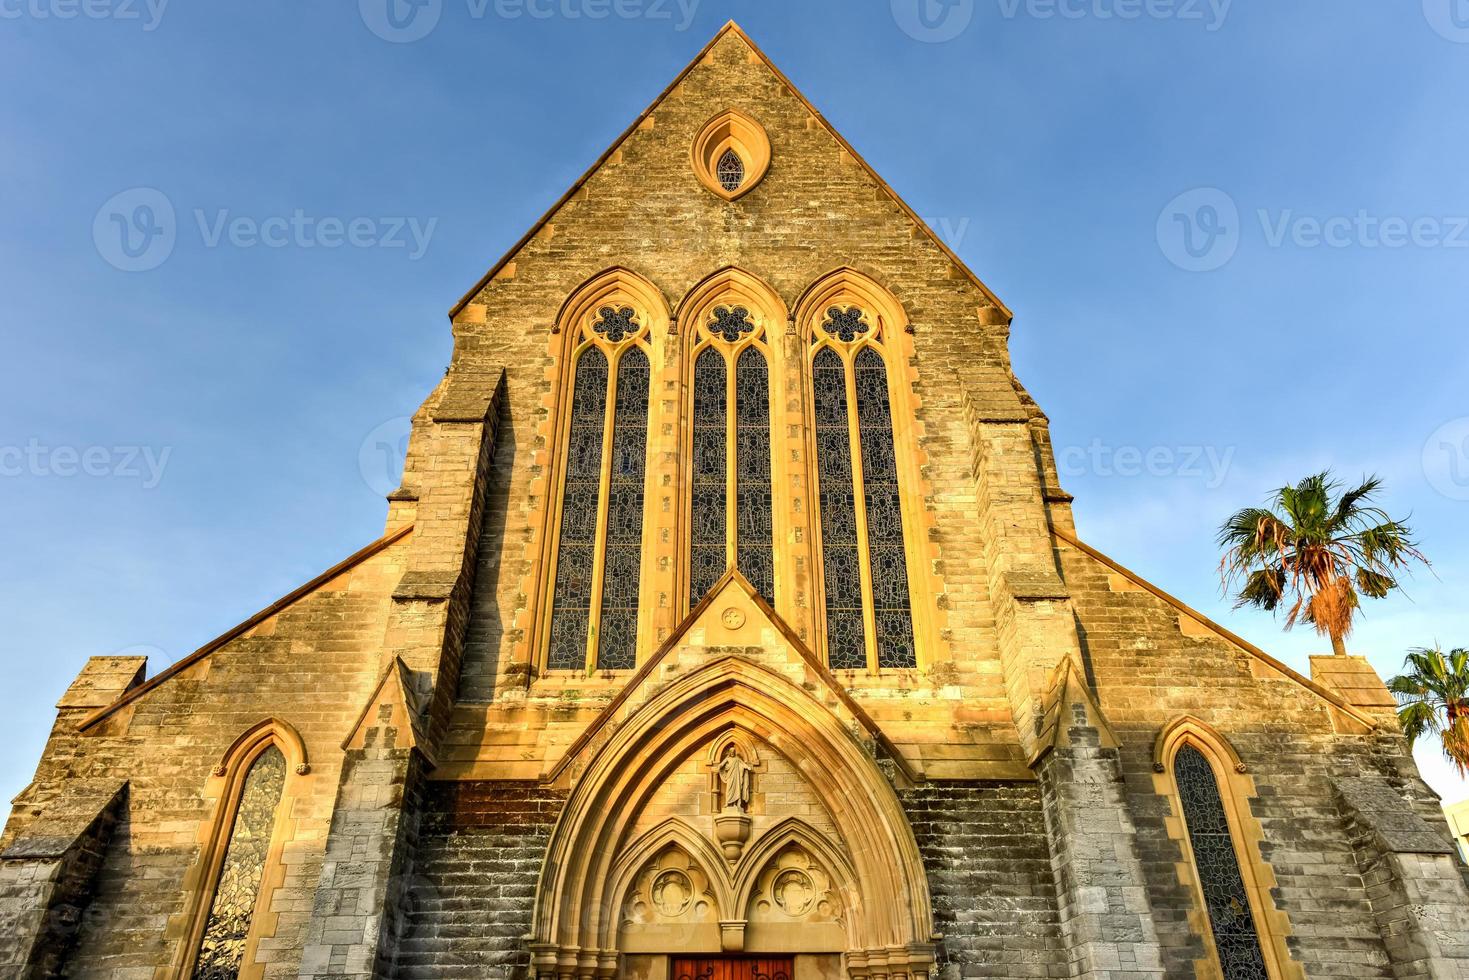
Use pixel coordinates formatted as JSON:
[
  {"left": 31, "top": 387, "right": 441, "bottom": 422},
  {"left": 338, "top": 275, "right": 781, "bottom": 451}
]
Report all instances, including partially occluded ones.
[
  {"left": 1388, "top": 647, "right": 1469, "bottom": 777},
  {"left": 1218, "top": 472, "right": 1426, "bottom": 656}
]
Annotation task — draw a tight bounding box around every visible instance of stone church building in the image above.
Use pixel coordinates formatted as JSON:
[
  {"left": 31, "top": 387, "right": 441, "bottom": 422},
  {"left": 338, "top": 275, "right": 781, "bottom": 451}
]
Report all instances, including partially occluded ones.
[{"left": 5, "top": 22, "right": 1468, "bottom": 980}]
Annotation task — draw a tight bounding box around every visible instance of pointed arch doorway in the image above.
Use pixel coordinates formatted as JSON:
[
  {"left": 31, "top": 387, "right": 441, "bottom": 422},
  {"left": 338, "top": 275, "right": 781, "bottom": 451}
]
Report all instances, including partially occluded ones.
[{"left": 529, "top": 642, "right": 936, "bottom": 980}]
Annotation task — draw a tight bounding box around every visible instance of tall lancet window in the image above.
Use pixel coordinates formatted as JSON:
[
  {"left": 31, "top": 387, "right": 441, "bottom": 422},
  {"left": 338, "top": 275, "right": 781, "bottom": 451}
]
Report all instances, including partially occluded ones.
[
  {"left": 809, "top": 301, "right": 917, "bottom": 671},
  {"left": 191, "top": 745, "right": 286, "bottom": 980},
  {"left": 1173, "top": 743, "right": 1271, "bottom": 979},
  {"left": 688, "top": 302, "right": 775, "bottom": 607},
  {"left": 547, "top": 299, "right": 653, "bottom": 672}
]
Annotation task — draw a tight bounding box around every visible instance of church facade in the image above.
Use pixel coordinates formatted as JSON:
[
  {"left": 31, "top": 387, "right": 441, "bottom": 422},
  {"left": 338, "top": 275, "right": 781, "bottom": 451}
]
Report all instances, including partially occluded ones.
[{"left": 3, "top": 22, "right": 1467, "bottom": 980}]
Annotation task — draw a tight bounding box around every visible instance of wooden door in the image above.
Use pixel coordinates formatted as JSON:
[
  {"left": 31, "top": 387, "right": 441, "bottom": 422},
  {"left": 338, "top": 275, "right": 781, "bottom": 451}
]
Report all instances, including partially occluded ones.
[{"left": 669, "top": 958, "right": 794, "bottom": 980}]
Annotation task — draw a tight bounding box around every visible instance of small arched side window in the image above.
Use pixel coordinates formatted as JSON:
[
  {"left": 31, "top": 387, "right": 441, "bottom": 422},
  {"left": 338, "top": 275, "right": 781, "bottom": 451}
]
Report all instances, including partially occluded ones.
[
  {"left": 1157, "top": 718, "right": 1290, "bottom": 980},
  {"left": 178, "top": 720, "right": 306, "bottom": 980},
  {"left": 1172, "top": 744, "right": 1270, "bottom": 979},
  {"left": 192, "top": 746, "right": 286, "bottom": 980}
]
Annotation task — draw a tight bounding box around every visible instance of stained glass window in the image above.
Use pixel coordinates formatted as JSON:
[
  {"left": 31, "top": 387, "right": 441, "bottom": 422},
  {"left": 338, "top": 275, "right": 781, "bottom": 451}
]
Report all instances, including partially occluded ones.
[
  {"left": 192, "top": 746, "right": 286, "bottom": 980},
  {"left": 811, "top": 304, "right": 917, "bottom": 671},
  {"left": 717, "top": 149, "right": 745, "bottom": 192},
  {"left": 813, "top": 348, "right": 866, "bottom": 670},
  {"left": 1174, "top": 745, "right": 1269, "bottom": 980},
  {"left": 854, "top": 349, "right": 916, "bottom": 669},
  {"left": 548, "top": 347, "right": 608, "bottom": 671},
  {"left": 597, "top": 347, "right": 649, "bottom": 671},
  {"left": 690, "top": 347, "right": 727, "bottom": 606},
  {"left": 736, "top": 347, "right": 774, "bottom": 603}
]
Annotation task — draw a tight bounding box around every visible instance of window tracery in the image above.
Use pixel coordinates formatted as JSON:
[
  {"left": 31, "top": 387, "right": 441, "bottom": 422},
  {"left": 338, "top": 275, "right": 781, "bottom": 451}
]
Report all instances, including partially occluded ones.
[
  {"left": 545, "top": 274, "right": 657, "bottom": 672},
  {"left": 687, "top": 298, "right": 775, "bottom": 607},
  {"left": 808, "top": 301, "right": 917, "bottom": 670},
  {"left": 1173, "top": 743, "right": 1271, "bottom": 979}
]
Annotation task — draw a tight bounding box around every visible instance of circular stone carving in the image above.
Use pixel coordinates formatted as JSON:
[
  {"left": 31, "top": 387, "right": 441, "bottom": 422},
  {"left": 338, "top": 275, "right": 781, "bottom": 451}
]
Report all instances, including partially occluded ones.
[
  {"left": 721, "top": 607, "right": 746, "bottom": 630},
  {"left": 651, "top": 870, "right": 693, "bottom": 918},
  {"left": 772, "top": 869, "right": 815, "bottom": 917}
]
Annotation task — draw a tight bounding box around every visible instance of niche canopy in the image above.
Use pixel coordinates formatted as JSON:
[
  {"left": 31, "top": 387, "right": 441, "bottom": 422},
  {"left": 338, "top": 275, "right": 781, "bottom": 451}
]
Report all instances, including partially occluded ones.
[{"left": 692, "top": 109, "right": 771, "bottom": 201}]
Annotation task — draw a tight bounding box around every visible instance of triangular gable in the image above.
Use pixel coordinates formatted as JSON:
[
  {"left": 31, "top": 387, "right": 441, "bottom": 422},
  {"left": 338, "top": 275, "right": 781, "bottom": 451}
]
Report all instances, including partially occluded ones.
[
  {"left": 341, "top": 656, "right": 435, "bottom": 767},
  {"left": 449, "top": 21, "right": 1011, "bottom": 324},
  {"left": 77, "top": 525, "right": 413, "bottom": 732},
  {"left": 1030, "top": 657, "right": 1119, "bottom": 768},
  {"left": 544, "top": 567, "right": 919, "bottom": 786},
  {"left": 1051, "top": 525, "right": 1377, "bottom": 731}
]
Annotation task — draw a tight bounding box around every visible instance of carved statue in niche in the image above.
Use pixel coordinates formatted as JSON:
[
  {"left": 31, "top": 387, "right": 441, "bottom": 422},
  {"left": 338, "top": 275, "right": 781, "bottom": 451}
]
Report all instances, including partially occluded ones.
[{"left": 717, "top": 746, "right": 754, "bottom": 812}]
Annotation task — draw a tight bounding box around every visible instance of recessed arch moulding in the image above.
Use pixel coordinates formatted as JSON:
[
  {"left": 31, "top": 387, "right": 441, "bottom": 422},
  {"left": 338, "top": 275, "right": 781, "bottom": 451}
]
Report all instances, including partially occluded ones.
[{"left": 530, "top": 657, "right": 937, "bottom": 980}]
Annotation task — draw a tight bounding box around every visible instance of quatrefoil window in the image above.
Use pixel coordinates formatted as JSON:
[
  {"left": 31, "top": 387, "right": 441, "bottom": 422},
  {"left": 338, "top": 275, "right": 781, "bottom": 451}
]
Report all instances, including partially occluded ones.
[
  {"left": 823, "top": 306, "right": 871, "bottom": 343},
  {"left": 593, "top": 306, "right": 639, "bottom": 343},
  {"left": 710, "top": 305, "right": 755, "bottom": 343}
]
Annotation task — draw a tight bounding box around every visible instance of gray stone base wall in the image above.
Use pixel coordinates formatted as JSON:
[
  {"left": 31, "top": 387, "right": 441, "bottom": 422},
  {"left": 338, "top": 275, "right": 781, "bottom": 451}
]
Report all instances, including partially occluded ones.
[
  {"left": 899, "top": 781, "right": 1066, "bottom": 980},
  {"left": 392, "top": 781, "right": 566, "bottom": 980}
]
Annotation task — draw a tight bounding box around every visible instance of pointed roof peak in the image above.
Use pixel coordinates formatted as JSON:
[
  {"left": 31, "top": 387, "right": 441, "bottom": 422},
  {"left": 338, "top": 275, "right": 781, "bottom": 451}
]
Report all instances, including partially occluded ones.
[{"left": 449, "top": 20, "right": 1011, "bottom": 323}]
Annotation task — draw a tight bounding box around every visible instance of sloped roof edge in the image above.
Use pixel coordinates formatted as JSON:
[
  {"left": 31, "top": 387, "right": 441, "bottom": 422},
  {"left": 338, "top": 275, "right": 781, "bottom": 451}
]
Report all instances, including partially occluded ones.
[
  {"left": 449, "top": 20, "right": 1013, "bottom": 324},
  {"left": 77, "top": 524, "right": 414, "bottom": 732},
  {"left": 1050, "top": 525, "right": 1377, "bottom": 730}
]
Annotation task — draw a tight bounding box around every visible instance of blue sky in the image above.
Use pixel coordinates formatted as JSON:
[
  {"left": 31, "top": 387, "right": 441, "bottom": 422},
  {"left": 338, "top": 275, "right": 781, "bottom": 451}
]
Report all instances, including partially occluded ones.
[{"left": 2, "top": 0, "right": 1467, "bottom": 814}]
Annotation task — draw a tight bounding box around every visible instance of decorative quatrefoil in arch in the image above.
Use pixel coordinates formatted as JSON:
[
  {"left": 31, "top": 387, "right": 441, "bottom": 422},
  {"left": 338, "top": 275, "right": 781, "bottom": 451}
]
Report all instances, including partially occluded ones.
[
  {"left": 823, "top": 306, "right": 871, "bottom": 343},
  {"left": 710, "top": 305, "right": 755, "bottom": 343},
  {"left": 593, "top": 306, "right": 639, "bottom": 343}
]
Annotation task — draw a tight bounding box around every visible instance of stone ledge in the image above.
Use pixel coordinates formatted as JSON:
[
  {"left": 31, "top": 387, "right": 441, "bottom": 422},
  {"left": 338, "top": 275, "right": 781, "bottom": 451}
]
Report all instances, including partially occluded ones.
[{"left": 1335, "top": 777, "right": 1456, "bottom": 856}]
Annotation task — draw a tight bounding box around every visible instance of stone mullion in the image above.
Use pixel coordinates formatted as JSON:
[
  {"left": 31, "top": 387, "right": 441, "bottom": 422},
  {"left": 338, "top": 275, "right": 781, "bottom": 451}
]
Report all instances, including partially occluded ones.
[
  {"left": 724, "top": 345, "right": 739, "bottom": 571},
  {"left": 843, "top": 346, "right": 881, "bottom": 675}
]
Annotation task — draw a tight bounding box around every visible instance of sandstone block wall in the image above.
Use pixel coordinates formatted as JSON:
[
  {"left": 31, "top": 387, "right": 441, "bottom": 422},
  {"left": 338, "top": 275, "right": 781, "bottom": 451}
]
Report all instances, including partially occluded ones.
[
  {"left": 900, "top": 782, "right": 1066, "bottom": 980},
  {"left": 392, "top": 782, "right": 566, "bottom": 980}
]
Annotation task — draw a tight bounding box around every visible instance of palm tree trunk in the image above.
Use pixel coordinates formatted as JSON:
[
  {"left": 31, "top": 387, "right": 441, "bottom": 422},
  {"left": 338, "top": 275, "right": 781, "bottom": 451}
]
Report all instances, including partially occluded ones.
[{"left": 1331, "top": 634, "right": 1348, "bottom": 656}]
